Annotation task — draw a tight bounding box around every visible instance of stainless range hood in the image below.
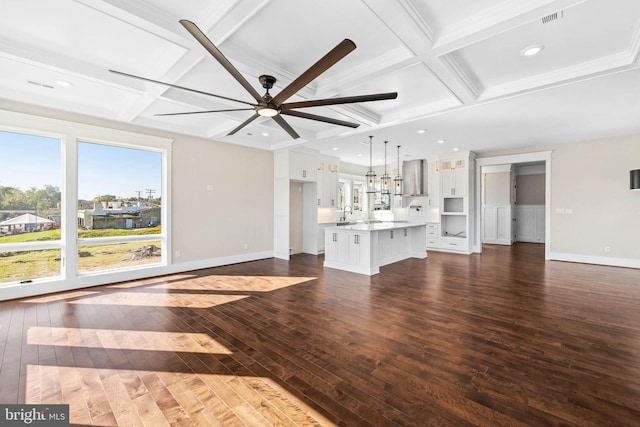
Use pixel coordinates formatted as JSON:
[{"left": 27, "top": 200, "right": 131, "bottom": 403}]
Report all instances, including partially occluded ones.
[{"left": 402, "top": 159, "right": 428, "bottom": 196}]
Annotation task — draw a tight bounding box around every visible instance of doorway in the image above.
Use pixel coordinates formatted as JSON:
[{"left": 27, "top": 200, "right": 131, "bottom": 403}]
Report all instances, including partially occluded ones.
[{"left": 474, "top": 152, "right": 552, "bottom": 259}]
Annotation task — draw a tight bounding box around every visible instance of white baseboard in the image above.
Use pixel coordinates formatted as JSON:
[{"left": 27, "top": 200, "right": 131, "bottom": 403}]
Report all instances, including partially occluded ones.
[
  {"left": 0, "top": 251, "right": 274, "bottom": 301},
  {"left": 550, "top": 252, "right": 640, "bottom": 269},
  {"left": 167, "top": 251, "right": 274, "bottom": 273}
]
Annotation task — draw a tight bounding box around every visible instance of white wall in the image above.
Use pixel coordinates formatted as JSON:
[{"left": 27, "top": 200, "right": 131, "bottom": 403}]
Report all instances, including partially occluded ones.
[
  {"left": 171, "top": 134, "right": 273, "bottom": 262},
  {"left": 549, "top": 134, "right": 640, "bottom": 264}
]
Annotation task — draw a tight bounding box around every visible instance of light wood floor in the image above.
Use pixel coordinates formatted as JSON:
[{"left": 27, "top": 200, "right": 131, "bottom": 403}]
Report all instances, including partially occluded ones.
[{"left": 1, "top": 243, "right": 640, "bottom": 426}]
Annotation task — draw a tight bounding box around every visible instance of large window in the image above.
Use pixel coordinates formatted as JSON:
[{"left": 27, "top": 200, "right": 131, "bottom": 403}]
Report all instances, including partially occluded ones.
[
  {"left": 0, "top": 130, "right": 62, "bottom": 283},
  {"left": 0, "top": 111, "right": 171, "bottom": 296}
]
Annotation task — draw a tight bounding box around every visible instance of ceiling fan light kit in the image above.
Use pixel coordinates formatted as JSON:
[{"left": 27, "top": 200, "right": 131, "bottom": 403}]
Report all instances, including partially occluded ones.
[{"left": 110, "top": 19, "right": 397, "bottom": 140}]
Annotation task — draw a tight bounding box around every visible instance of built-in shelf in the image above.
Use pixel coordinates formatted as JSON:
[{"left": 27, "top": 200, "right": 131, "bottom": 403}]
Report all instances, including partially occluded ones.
[
  {"left": 441, "top": 212, "right": 466, "bottom": 238},
  {"left": 443, "top": 197, "right": 464, "bottom": 213}
]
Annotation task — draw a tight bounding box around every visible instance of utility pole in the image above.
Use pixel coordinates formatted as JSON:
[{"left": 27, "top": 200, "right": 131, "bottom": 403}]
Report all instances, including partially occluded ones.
[
  {"left": 135, "top": 190, "right": 143, "bottom": 202},
  {"left": 145, "top": 189, "right": 156, "bottom": 203}
]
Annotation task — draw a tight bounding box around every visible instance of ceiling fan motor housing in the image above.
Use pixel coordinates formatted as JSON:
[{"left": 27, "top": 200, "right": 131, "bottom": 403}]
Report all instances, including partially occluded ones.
[{"left": 259, "top": 75, "right": 277, "bottom": 90}]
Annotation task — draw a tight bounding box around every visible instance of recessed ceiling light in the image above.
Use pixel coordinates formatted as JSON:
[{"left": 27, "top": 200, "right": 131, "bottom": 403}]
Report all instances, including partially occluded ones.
[
  {"left": 521, "top": 44, "right": 544, "bottom": 57},
  {"left": 453, "top": 147, "right": 460, "bottom": 151},
  {"left": 332, "top": 147, "right": 339, "bottom": 151},
  {"left": 56, "top": 80, "right": 72, "bottom": 87},
  {"left": 262, "top": 132, "right": 269, "bottom": 136},
  {"left": 417, "top": 129, "right": 427, "bottom": 134},
  {"left": 437, "top": 139, "right": 445, "bottom": 144},
  {"left": 357, "top": 153, "right": 363, "bottom": 157}
]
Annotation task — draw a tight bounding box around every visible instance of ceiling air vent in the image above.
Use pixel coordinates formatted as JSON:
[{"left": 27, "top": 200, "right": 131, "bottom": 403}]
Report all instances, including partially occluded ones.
[
  {"left": 541, "top": 11, "right": 563, "bottom": 24},
  {"left": 27, "top": 80, "right": 54, "bottom": 89}
]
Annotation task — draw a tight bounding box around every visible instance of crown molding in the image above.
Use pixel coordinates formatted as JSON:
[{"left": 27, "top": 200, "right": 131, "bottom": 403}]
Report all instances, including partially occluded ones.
[{"left": 480, "top": 50, "right": 634, "bottom": 101}]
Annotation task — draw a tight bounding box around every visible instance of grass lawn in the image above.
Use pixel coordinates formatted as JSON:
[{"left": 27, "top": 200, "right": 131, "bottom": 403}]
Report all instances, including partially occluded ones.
[{"left": 0, "top": 227, "right": 162, "bottom": 283}]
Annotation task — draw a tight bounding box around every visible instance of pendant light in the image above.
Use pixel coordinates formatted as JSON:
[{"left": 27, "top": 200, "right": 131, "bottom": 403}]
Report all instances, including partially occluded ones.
[
  {"left": 394, "top": 145, "right": 403, "bottom": 196},
  {"left": 381, "top": 141, "right": 391, "bottom": 194},
  {"left": 365, "top": 135, "right": 377, "bottom": 194},
  {"left": 631, "top": 169, "right": 640, "bottom": 190}
]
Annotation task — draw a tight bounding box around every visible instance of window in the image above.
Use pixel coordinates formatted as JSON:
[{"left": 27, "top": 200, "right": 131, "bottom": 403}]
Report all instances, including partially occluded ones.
[
  {"left": 0, "top": 130, "right": 62, "bottom": 283},
  {"left": 77, "top": 141, "right": 163, "bottom": 274}
]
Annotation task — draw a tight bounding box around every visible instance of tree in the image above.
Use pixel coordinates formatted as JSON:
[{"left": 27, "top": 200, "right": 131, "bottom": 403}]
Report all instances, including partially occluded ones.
[{"left": 0, "top": 185, "right": 61, "bottom": 210}]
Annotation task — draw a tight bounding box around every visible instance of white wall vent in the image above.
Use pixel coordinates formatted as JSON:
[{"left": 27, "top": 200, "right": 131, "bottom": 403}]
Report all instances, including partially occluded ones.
[{"left": 541, "top": 11, "right": 563, "bottom": 24}]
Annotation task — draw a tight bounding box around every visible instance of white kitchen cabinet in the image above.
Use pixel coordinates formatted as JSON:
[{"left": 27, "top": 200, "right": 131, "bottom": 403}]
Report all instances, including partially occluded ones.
[
  {"left": 317, "top": 157, "right": 339, "bottom": 207},
  {"left": 439, "top": 236, "right": 469, "bottom": 252},
  {"left": 483, "top": 205, "right": 514, "bottom": 245},
  {"left": 426, "top": 222, "right": 439, "bottom": 248},
  {"left": 378, "top": 228, "right": 408, "bottom": 265},
  {"left": 289, "top": 151, "right": 317, "bottom": 182},
  {"left": 324, "top": 230, "right": 345, "bottom": 262},
  {"left": 317, "top": 170, "right": 338, "bottom": 207},
  {"left": 441, "top": 168, "right": 467, "bottom": 197},
  {"left": 392, "top": 228, "right": 410, "bottom": 257},
  {"left": 349, "top": 232, "right": 370, "bottom": 267},
  {"left": 324, "top": 223, "right": 426, "bottom": 275},
  {"left": 515, "top": 205, "right": 545, "bottom": 243},
  {"left": 324, "top": 229, "right": 370, "bottom": 269},
  {"left": 429, "top": 153, "right": 475, "bottom": 255}
]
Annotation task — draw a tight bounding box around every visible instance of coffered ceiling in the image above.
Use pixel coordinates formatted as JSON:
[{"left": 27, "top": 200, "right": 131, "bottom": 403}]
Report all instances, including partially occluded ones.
[{"left": 1, "top": 0, "right": 639, "bottom": 165}]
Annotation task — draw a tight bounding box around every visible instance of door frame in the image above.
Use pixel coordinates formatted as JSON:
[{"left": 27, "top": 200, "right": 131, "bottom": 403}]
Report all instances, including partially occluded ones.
[{"left": 473, "top": 151, "right": 552, "bottom": 259}]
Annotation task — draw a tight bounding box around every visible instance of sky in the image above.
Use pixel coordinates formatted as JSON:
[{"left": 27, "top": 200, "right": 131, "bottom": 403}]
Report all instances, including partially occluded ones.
[{"left": 0, "top": 130, "right": 162, "bottom": 200}]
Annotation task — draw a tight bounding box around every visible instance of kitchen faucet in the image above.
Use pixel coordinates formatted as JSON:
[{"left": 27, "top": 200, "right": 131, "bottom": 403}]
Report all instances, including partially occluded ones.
[{"left": 340, "top": 205, "right": 353, "bottom": 222}]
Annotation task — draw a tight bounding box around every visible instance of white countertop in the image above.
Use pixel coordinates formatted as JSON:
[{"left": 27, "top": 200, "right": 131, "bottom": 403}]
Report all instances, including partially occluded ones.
[{"left": 326, "top": 221, "right": 427, "bottom": 232}]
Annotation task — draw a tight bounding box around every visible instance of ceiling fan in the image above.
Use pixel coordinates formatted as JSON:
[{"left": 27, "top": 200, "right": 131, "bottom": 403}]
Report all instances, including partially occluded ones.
[{"left": 110, "top": 19, "right": 397, "bottom": 139}]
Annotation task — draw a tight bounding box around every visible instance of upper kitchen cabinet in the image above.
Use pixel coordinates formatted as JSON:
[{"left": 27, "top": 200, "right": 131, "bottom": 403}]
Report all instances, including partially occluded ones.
[
  {"left": 440, "top": 158, "right": 468, "bottom": 196},
  {"left": 317, "top": 155, "right": 339, "bottom": 208},
  {"left": 289, "top": 150, "right": 317, "bottom": 182}
]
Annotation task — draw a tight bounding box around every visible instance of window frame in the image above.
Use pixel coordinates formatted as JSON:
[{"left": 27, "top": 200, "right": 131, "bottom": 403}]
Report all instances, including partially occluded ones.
[{"left": 75, "top": 137, "right": 167, "bottom": 276}]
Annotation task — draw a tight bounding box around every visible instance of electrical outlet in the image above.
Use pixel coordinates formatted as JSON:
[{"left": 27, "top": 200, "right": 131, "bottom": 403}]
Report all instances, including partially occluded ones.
[
  {"left": 604, "top": 246, "right": 611, "bottom": 253},
  {"left": 206, "top": 184, "right": 213, "bottom": 191},
  {"left": 175, "top": 250, "right": 181, "bottom": 258},
  {"left": 244, "top": 243, "right": 248, "bottom": 249}
]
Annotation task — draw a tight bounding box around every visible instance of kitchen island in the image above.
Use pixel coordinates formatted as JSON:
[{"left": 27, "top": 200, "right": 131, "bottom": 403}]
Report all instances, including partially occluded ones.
[{"left": 324, "top": 221, "right": 427, "bottom": 275}]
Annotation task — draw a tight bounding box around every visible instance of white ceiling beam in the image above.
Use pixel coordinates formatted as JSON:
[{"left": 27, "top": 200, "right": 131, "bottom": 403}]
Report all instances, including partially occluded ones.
[
  {"left": 431, "top": 0, "right": 588, "bottom": 56},
  {"left": 73, "top": 0, "right": 192, "bottom": 47},
  {"left": 362, "top": 0, "right": 478, "bottom": 105}
]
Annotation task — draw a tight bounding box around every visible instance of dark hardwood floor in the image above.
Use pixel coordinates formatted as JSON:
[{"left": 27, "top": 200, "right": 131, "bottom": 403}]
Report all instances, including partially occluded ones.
[{"left": 1, "top": 243, "right": 640, "bottom": 426}]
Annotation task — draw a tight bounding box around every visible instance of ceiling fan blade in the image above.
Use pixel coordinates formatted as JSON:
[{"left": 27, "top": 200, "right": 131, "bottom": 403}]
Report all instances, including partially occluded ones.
[
  {"left": 227, "top": 113, "right": 260, "bottom": 135},
  {"left": 272, "top": 115, "right": 300, "bottom": 139},
  {"left": 155, "top": 108, "right": 254, "bottom": 116},
  {"left": 109, "top": 69, "right": 256, "bottom": 107},
  {"left": 282, "top": 92, "right": 398, "bottom": 110},
  {"left": 180, "top": 20, "right": 264, "bottom": 103},
  {"left": 281, "top": 110, "right": 359, "bottom": 128},
  {"left": 271, "top": 39, "right": 356, "bottom": 106}
]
